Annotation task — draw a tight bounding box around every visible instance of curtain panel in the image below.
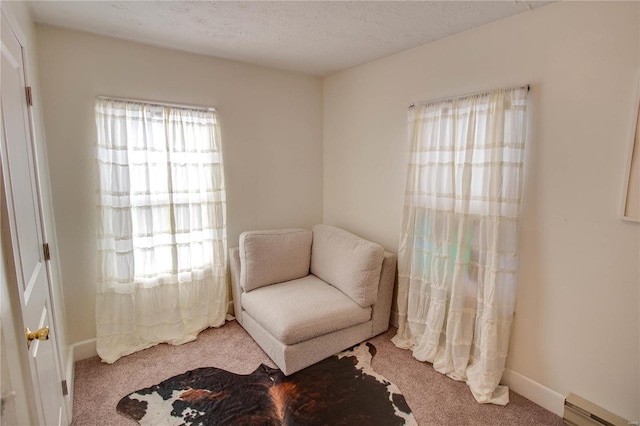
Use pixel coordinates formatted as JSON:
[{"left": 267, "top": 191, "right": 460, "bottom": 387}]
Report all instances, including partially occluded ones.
[
  {"left": 95, "top": 98, "right": 227, "bottom": 363},
  {"left": 392, "top": 87, "right": 529, "bottom": 404}
]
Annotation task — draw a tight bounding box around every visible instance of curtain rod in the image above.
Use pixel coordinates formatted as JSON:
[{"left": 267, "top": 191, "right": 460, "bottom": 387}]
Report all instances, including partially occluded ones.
[
  {"left": 408, "top": 84, "right": 530, "bottom": 109},
  {"left": 97, "top": 96, "right": 216, "bottom": 112}
]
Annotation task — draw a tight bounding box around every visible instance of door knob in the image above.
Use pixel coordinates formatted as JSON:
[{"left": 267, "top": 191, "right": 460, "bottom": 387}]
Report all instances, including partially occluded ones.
[{"left": 25, "top": 326, "right": 49, "bottom": 348}]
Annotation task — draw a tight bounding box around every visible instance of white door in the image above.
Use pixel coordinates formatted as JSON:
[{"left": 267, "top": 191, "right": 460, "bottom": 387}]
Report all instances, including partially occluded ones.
[{"left": 1, "top": 12, "right": 68, "bottom": 426}]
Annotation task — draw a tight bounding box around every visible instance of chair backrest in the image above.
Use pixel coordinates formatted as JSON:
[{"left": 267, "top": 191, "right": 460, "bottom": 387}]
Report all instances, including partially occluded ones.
[
  {"left": 239, "top": 228, "right": 312, "bottom": 292},
  {"left": 310, "top": 224, "right": 384, "bottom": 308}
]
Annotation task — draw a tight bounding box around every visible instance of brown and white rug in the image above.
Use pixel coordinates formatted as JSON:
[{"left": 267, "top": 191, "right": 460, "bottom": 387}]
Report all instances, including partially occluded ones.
[{"left": 116, "top": 342, "right": 417, "bottom": 425}]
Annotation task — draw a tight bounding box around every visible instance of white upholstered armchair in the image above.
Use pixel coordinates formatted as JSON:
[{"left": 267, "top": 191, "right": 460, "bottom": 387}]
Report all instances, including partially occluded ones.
[{"left": 229, "top": 224, "right": 396, "bottom": 375}]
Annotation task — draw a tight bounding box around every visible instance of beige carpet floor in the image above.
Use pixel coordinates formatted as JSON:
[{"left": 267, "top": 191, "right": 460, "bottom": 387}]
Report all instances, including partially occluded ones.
[{"left": 72, "top": 321, "right": 563, "bottom": 425}]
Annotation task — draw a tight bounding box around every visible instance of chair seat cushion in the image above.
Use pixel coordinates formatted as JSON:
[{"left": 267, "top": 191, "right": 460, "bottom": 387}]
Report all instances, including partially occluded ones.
[{"left": 241, "top": 275, "right": 372, "bottom": 345}]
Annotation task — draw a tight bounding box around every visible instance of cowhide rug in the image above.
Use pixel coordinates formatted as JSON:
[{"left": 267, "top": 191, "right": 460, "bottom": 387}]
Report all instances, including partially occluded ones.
[{"left": 117, "top": 342, "right": 417, "bottom": 425}]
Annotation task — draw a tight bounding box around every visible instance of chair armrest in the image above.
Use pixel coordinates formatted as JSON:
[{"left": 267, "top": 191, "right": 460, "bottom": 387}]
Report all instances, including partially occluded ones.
[
  {"left": 229, "top": 247, "right": 243, "bottom": 325},
  {"left": 371, "top": 251, "right": 397, "bottom": 336}
]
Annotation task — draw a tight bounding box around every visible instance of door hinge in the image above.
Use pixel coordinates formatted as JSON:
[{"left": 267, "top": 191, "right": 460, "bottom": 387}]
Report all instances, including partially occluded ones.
[
  {"left": 61, "top": 380, "right": 68, "bottom": 396},
  {"left": 43, "top": 243, "right": 50, "bottom": 261},
  {"left": 25, "top": 86, "right": 32, "bottom": 106}
]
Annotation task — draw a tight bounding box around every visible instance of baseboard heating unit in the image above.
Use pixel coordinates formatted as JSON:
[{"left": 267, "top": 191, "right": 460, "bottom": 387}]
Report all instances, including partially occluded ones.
[{"left": 564, "top": 393, "right": 630, "bottom": 426}]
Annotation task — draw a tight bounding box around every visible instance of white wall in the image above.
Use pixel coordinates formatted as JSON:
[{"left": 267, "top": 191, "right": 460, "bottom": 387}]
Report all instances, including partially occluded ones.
[
  {"left": 33, "top": 1, "right": 640, "bottom": 420},
  {"left": 35, "top": 26, "right": 324, "bottom": 345},
  {"left": 324, "top": 1, "right": 639, "bottom": 422}
]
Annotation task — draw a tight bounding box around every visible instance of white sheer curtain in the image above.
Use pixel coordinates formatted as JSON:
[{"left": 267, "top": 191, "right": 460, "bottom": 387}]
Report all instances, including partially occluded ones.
[
  {"left": 95, "top": 98, "right": 227, "bottom": 363},
  {"left": 392, "top": 87, "right": 529, "bottom": 404}
]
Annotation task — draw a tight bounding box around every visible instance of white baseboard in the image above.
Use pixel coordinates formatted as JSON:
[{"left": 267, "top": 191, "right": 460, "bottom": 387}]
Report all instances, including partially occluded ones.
[
  {"left": 67, "top": 327, "right": 564, "bottom": 418},
  {"left": 501, "top": 368, "right": 565, "bottom": 417},
  {"left": 71, "top": 338, "right": 98, "bottom": 362},
  {"left": 67, "top": 338, "right": 97, "bottom": 423},
  {"left": 389, "top": 311, "right": 564, "bottom": 417}
]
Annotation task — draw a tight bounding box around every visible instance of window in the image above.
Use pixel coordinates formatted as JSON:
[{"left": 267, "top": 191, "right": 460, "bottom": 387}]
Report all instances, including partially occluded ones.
[
  {"left": 94, "top": 98, "right": 227, "bottom": 363},
  {"left": 394, "top": 86, "right": 529, "bottom": 404}
]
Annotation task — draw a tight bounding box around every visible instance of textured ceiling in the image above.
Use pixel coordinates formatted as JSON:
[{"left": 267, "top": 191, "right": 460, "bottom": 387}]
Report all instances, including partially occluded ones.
[{"left": 29, "top": 1, "right": 551, "bottom": 76}]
